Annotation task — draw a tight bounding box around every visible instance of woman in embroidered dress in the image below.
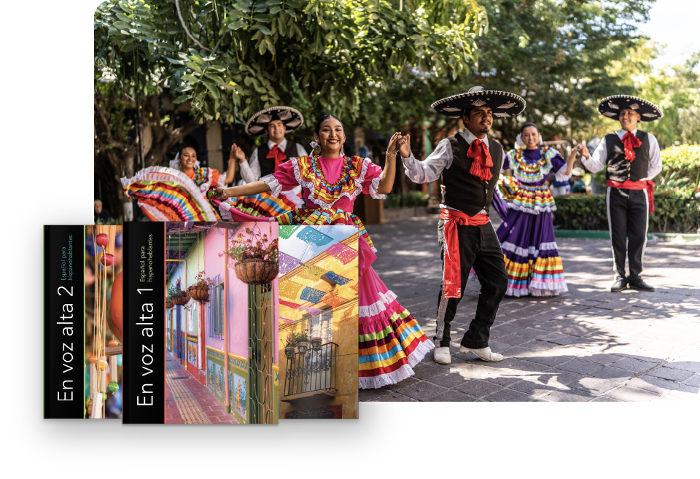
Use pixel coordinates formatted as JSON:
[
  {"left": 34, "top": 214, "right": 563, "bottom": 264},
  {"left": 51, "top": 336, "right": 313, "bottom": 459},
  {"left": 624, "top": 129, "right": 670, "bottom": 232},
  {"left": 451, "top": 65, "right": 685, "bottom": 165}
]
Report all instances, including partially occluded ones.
[
  {"left": 495, "top": 122, "right": 579, "bottom": 296},
  {"left": 120, "top": 145, "right": 238, "bottom": 221},
  {"left": 211, "top": 115, "right": 435, "bottom": 388}
]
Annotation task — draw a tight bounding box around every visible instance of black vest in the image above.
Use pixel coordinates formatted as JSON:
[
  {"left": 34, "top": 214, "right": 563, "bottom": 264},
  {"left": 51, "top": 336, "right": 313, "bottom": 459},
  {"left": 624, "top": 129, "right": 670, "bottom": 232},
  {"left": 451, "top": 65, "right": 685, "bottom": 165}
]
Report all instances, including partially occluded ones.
[
  {"left": 604, "top": 130, "right": 650, "bottom": 182},
  {"left": 257, "top": 141, "right": 299, "bottom": 178},
  {"left": 442, "top": 134, "right": 504, "bottom": 216}
]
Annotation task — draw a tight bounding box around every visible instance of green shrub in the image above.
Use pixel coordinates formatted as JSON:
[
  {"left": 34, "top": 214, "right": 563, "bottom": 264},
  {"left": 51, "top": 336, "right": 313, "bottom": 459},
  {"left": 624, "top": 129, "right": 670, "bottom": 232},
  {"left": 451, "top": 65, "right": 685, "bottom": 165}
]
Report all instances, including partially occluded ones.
[
  {"left": 553, "top": 194, "right": 608, "bottom": 230},
  {"left": 553, "top": 193, "right": 700, "bottom": 233},
  {"left": 659, "top": 145, "right": 700, "bottom": 185},
  {"left": 650, "top": 190, "right": 700, "bottom": 233},
  {"left": 384, "top": 191, "right": 429, "bottom": 209}
]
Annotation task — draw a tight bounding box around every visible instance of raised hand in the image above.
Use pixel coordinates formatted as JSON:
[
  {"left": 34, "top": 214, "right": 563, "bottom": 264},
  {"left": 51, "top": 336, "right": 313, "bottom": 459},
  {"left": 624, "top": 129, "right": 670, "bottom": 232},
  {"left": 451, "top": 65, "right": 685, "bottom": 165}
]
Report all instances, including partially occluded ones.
[
  {"left": 387, "top": 132, "right": 401, "bottom": 155},
  {"left": 579, "top": 141, "right": 590, "bottom": 159},
  {"left": 231, "top": 144, "right": 246, "bottom": 162},
  {"left": 398, "top": 133, "right": 411, "bottom": 158}
]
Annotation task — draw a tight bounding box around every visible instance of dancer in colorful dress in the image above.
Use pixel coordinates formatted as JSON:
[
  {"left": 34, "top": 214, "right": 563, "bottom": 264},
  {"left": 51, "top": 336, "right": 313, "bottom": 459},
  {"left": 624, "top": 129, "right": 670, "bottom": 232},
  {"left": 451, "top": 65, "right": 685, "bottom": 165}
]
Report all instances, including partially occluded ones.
[
  {"left": 232, "top": 106, "right": 308, "bottom": 184},
  {"left": 120, "top": 145, "right": 237, "bottom": 221},
  {"left": 495, "top": 122, "right": 579, "bottom": 297},
  {"left": 580, "top": 95, "right": 663, "bottom": 292},
  {"left": 211, "top": 114, "right": 434, "bottom": 389},
  {"left": 400, "top": 86, "right": 526, "bottom": 365}
]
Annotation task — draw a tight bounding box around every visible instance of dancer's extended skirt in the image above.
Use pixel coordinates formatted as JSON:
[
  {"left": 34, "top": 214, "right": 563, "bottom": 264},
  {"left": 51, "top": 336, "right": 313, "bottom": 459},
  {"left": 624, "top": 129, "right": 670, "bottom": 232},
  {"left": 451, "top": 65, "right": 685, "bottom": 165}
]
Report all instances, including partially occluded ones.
[
  {"left": 121, "top": 167, "right": 221, "bottom": 221},
  {"left": 357, "top": 236, "right": 434, "bottom": 389}
]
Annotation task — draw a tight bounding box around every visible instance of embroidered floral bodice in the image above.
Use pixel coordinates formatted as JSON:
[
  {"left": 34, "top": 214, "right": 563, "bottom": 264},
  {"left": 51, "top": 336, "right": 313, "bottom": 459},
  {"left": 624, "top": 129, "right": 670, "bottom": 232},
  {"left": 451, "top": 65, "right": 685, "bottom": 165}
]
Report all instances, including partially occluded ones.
[
  {"left": 504, "top": 147, "right": 566, "bottom": 186},
  {"left": 262, "top": 155, "right": 385, "bottom": 212},
  {"left": 183, "top": 167, "right": 224, "bottom": 193}
]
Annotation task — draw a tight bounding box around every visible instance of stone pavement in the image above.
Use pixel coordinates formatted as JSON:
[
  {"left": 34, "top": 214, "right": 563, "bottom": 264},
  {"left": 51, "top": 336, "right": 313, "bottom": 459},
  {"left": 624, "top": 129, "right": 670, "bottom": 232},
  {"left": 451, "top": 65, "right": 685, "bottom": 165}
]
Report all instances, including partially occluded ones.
[
  {"left": 166, "top": 352, "right": 238, "bottom": 423},
  {"left": 359, "top": 215, "right": 700, "bottom": 403}
]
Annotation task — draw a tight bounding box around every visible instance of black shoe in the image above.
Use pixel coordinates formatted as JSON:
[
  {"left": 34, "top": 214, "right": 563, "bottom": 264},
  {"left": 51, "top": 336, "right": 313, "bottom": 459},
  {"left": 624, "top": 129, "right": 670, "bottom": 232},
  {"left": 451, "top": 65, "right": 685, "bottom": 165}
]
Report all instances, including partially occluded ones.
[
  {"left": 610, "top": 278, "right": 627, "bottom": 292},
  {"left": 628, "top": 278, "right": 655, "bottom": 292}
]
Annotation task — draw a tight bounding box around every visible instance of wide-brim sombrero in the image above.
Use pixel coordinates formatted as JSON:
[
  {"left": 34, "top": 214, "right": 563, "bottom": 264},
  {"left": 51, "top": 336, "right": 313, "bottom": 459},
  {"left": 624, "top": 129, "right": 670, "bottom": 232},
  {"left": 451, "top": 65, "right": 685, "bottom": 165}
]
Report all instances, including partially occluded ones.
[
  {"left": 431, "top": 86, "right": 526, "bottom": 119},
  {"left": 597, "top": 95, "right": 663, "bottom": 122},
  {"left": 245, "top": 106, "right": 304, "bottom": 136}
]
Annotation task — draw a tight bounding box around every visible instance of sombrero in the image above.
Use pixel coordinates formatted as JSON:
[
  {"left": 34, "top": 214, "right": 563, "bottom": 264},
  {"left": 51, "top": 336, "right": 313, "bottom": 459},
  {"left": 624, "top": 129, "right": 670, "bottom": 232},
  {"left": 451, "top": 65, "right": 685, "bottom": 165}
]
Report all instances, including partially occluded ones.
[
  {"left": 431, "top": 86, "right": 526, "bottom": 119},
  {"left": 597, "top": 95, "right": 663, "bottom": 122},
  {"left": 245, "top": 106, "right": 304, "bottom": 136}
]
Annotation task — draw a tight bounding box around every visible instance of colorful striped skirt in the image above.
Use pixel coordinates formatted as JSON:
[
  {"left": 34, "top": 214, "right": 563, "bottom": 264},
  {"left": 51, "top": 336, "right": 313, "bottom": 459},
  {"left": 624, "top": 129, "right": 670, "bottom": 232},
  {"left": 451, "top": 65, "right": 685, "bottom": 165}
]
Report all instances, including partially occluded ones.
[
  {"left": 496, "top": 207, "right": 568, "bottom": 297},
  {"left": 357, "top": 235, "right": 434, "bottom": 389},
  {"left": 121, "top": 167, "right": 221, "bottom": 221}
]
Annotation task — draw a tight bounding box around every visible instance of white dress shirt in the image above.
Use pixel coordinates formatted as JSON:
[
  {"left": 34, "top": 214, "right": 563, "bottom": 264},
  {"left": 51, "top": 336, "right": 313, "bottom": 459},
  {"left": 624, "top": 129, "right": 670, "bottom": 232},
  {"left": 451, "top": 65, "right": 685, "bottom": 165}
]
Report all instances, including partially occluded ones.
[
  {"left": 402, "top": 129, "right": 491, "bottom": 214},
  {"left": 581, "top": 129, "right": 662, "bottom": 180},
  {"left": 239, "top": 139, "right": 308, "bottom": 184}
]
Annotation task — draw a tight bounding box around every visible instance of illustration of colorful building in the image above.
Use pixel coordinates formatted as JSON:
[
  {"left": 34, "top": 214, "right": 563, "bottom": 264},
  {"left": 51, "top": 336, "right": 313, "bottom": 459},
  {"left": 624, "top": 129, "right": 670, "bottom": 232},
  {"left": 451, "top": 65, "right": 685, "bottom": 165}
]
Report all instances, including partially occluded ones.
[
  {"left": 166, "top": 222, "right": 279, "bottom": 424},
  {"left": 278, "top": 226, "right": 359, "bottom": 419}
]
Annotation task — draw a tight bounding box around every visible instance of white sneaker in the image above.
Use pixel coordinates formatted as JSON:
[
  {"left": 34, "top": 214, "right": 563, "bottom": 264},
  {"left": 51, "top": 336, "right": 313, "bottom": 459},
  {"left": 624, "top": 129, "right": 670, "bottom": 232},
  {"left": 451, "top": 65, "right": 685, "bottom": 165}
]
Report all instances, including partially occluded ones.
[
  {"left": 433, "top": 347, "right": 451, "bottom": 365},
  {"left": 459, "top": 346, "right": 503, "bottom": 362}
]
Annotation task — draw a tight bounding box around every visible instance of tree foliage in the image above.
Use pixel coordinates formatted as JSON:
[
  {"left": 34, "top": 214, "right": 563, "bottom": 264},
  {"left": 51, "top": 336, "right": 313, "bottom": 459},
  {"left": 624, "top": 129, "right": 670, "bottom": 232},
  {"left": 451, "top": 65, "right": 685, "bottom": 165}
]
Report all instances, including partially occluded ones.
[
  {"left": 635, "top": 52, "right": 700, "bottom": 147},
  {"left": 359, "top": 0, "right": 656, "bottom": 148},
  {"left": 94, "top": 0, "right": 487, "bottom": 214},
  {"left": 94, "top": 0, "right": 487, "bottom": 124}
]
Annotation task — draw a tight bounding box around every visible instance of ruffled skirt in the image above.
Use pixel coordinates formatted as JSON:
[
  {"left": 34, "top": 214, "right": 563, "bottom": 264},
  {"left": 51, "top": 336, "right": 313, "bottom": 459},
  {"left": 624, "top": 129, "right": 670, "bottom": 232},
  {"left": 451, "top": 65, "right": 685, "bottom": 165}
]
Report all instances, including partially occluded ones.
[
  {"left": 121, "top": 167, "right": 221, "bottom": 221},
  {"left": 357, "top": 238, "right": 434, "bottom": 389},
  {"left": 496, "top": 207, "right": 568, "bottom": 297}
]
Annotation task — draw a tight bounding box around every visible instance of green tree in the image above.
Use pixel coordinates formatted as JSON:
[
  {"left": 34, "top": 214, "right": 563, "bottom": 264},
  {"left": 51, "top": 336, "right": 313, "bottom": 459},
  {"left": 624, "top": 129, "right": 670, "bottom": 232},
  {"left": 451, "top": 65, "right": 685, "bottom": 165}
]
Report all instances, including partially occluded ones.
[
  {"left": 94, "top": 8, "right": 485, "bottom": 160},
  {"left": 359, "top": 0, "right": 656, "bottom": 152},
  {"left": 94, "top": 0, "right": 486, "bottom": 215},
  {"left": 637, "top": 52, "right": 700, "bottom": 147}
]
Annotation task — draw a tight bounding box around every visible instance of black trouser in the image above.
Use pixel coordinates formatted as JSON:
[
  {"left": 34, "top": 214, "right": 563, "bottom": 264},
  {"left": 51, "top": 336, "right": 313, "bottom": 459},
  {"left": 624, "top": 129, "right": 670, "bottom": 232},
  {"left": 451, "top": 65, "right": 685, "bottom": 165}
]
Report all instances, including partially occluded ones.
[
  {"left": 606, "top": 187, "right": 649, "bottom": 281},
  {"left": 435, "top": 219, "right": 508, "bottom": 349}
]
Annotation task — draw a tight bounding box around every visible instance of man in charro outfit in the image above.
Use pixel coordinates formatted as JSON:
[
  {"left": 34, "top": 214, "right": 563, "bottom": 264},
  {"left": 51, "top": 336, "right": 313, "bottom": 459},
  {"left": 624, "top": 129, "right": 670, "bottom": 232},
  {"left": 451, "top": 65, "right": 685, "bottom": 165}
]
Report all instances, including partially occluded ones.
[
  {"left": 580, "top": 95, "right": 663, "bottom": 292},
  {"left": 231, "top": 106, "right": 308, "bottom": 183},
  {"left": 398, "top": 86, "right": 526, "bottom": 365}
]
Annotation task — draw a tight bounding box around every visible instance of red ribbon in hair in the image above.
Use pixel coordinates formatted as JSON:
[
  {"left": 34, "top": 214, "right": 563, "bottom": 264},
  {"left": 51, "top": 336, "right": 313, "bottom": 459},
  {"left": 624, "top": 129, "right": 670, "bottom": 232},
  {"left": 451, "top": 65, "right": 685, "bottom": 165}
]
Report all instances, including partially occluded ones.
[
  {"left": 267, "top": 144, "right": 288, "bottom": 171},
  {"left": 440, "top": 208, "right": 490, "bottom": 299},
  {"left": 467, "top": 139, "right": 493, "bottom": 181},
  {"left": 622, "top": 132, "right": 642, "bottom": 161}
]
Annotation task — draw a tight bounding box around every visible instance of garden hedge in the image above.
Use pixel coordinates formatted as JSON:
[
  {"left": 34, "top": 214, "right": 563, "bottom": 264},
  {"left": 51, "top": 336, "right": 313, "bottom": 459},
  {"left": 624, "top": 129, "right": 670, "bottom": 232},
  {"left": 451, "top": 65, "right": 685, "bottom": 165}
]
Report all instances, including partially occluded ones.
[{"left": 553, "top": 193, "right": 700, "bottom": 233}]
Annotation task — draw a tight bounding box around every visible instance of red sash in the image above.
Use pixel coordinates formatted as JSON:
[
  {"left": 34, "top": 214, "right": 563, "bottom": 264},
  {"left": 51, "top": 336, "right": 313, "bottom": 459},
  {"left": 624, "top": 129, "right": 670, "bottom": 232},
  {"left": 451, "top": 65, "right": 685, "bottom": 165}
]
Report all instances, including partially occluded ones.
[
  {"left": 440, "top": 208, "right": 490, "bottom": 298},
  {"left": 607, "top": 179, "right": 655, "bottom": 214}
]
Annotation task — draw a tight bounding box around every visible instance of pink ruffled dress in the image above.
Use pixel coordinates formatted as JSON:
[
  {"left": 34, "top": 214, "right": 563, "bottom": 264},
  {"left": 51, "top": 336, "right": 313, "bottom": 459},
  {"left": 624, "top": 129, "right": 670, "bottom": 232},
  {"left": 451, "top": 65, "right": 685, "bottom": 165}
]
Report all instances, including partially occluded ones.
[{"left": 236, "top": 155, "right": 435, "bottom": 388}]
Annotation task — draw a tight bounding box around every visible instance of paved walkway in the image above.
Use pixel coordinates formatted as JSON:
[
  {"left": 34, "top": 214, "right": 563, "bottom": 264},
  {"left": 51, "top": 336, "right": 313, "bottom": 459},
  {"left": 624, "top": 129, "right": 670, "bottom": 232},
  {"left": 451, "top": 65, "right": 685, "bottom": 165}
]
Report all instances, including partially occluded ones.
[
  {"left": 360, "top": 215, "right": 700, "bottom": 403},
  {"left": 166, "top": 352, "right": 237, "bottom": 423}
]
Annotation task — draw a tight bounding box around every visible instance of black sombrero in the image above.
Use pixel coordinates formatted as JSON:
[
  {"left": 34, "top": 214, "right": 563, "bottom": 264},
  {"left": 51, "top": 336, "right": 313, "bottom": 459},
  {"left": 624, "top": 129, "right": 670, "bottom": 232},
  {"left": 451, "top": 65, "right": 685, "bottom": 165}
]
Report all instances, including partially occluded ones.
[
  {"left": 245, "top": 106, "right": 304, "bottom": 136},
  {"left": 431, "top": 86, "right": 526, "bottom": 119},
  {"left": 597, "top": 95, "right": 663, "bottom": 122}
]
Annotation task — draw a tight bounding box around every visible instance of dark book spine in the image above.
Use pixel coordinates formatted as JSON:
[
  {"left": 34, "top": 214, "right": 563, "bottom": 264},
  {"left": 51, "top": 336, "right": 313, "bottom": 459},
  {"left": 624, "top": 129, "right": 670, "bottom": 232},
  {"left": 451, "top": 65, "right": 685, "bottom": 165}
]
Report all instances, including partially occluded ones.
[
  {"left": 44, "top": 225, "right": 85, "bottom": 418},
  {"left": 122, "top": 222, "right": 166, "bottom": 424}
]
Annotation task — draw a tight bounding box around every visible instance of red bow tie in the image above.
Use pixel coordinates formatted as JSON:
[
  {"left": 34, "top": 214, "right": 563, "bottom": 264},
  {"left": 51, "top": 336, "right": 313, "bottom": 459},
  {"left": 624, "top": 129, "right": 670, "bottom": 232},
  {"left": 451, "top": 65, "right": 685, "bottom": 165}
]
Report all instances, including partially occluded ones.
[
  {"left": 267, "top": 144, "right": 288, "bottom": 171},
  {"left": 622, "top": 132, "right": 642, "bottom": 161},
  {"left": 467, "top": 139, "right": 493, "bottom": 181}
]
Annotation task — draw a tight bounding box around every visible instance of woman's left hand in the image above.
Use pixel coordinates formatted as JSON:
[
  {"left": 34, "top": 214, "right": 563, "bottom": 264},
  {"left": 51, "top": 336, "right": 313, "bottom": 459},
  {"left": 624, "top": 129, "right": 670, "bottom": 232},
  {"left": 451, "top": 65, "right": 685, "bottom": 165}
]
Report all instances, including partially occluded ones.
[
  {"left": 387, "top": 132, "right": 401, "bottom": 156},
  {"left": 568, "top": 143, "right": 581, "bottom": 161}
]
